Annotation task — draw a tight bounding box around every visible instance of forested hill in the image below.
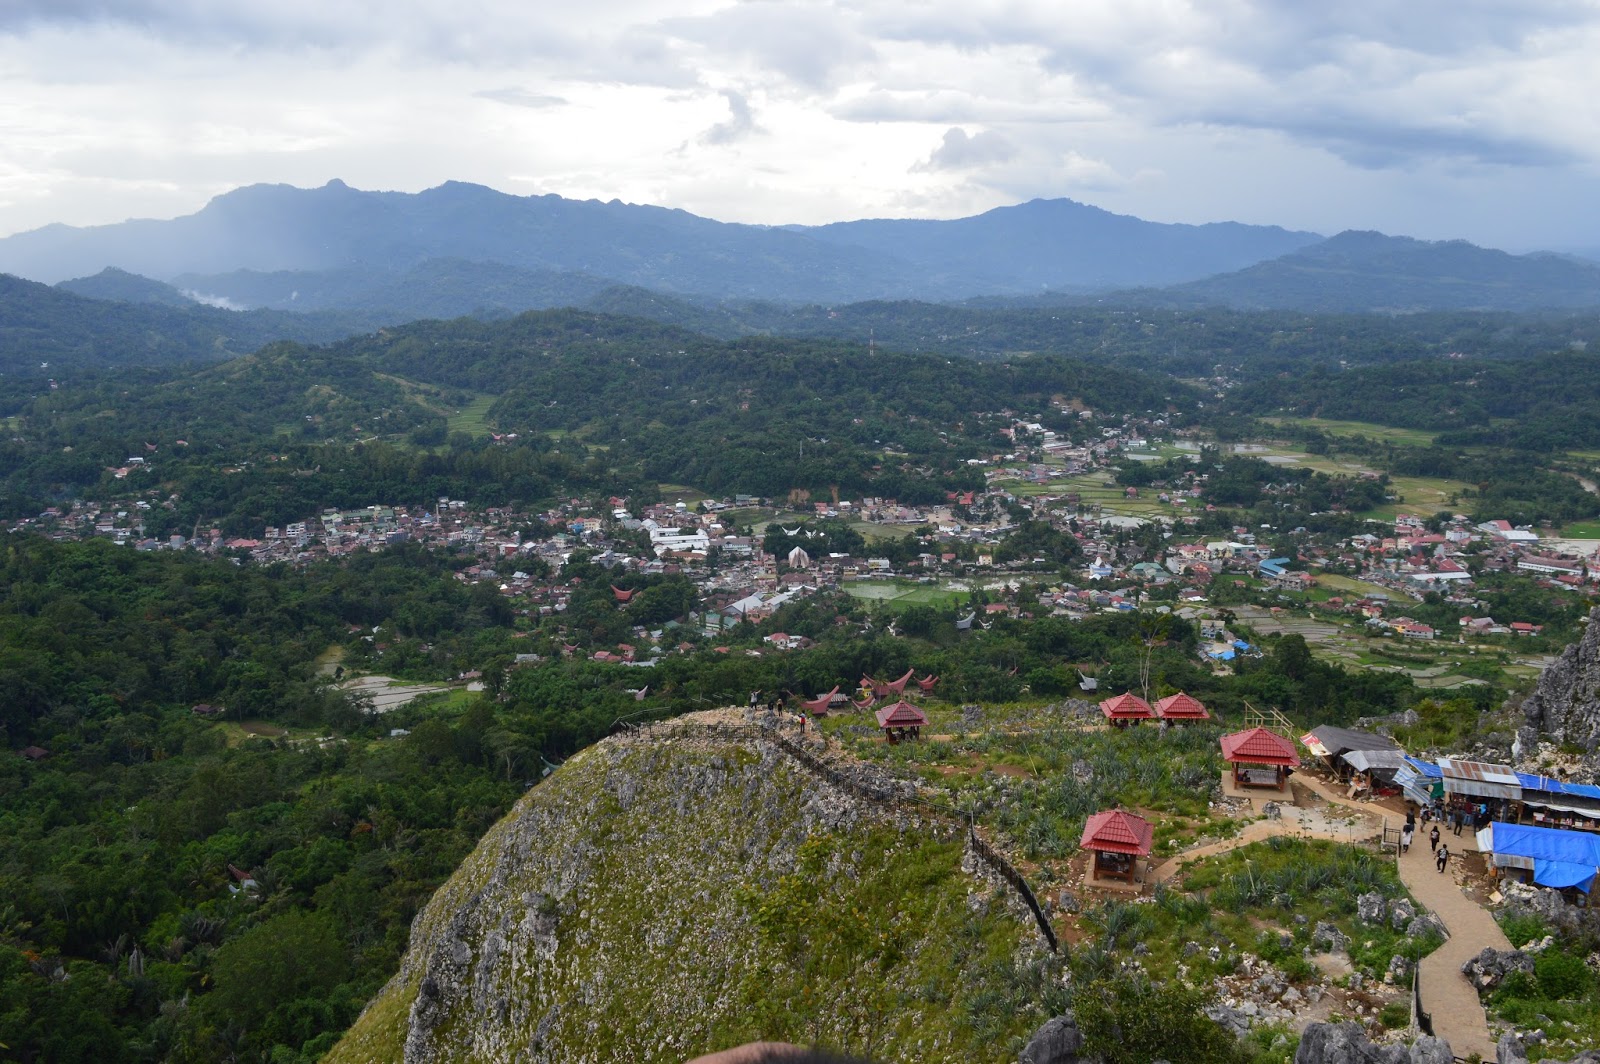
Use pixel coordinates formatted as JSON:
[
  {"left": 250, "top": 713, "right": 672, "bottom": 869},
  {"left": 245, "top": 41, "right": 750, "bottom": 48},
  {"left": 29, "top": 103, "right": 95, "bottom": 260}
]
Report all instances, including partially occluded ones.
[
  {"left": 1229, "top": 348, "right": 1600, "bottom": 451},
  {"left": 1138, "top": 230, "right": 1600, "bottom": 312},
  {"left": 584, "top": 291, "right": 1600, "bottom": 379},
  {"left": 0, "top": 272, "right": 384, "bottom": 375},
  {"left": 3, "top": 308, "right": 1193, "bottom": 526}
]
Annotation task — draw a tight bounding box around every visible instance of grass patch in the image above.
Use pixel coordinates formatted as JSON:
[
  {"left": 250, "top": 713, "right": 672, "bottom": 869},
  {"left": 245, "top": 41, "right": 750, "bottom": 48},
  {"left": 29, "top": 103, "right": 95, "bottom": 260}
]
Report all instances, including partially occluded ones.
[
  {"left": 445, "top": 394, "right": 496, "bottom": 437},
  {"left": 1264, "top": 417, "right": 1439, "bottom": 447},
  {"left": 1558, "top": 519, "right": 1600, "bottom": 538},
  {"left": 842, "top": 579, "right": 972, "bottom": 610}
]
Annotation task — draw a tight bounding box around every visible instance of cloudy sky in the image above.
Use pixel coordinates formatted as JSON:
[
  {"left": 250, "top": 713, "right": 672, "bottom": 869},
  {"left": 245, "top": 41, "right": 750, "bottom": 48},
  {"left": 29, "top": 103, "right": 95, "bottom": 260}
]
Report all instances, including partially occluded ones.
[{"left": 1, "top": 0, "right": 1598, "bottom": 251}]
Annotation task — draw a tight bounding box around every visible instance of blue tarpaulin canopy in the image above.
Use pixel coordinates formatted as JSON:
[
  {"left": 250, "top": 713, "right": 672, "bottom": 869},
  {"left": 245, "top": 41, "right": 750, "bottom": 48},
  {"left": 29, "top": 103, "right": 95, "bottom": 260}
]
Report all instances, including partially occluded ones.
[{"left": 1481, "top": 821, "right": 1600, "bottom": 893}]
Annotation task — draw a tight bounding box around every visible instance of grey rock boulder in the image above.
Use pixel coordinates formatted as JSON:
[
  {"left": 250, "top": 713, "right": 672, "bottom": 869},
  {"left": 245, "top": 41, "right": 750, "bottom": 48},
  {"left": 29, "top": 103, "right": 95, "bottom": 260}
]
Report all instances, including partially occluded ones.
[
  {"left": 1461, "top": 947, "right": 1533, "bottom": 992},
  {"left": 1406, "top": 913, "right": 1449, "bottom": 941},
  {"left": 1313, "top": 920, "right": 1349, "bottom": 953},
  {"left": 1294, "top": 1022, "right": 1410, "bottom": 1064},
  {"left": 1409, "top": 1036, "right": 1454, "bottom": 1064},
  {"left": 1357, "top": 892, "right": 1388, "bottom": 926},
  {"left": 1020, "top": 1012, "right": 1099, "bottom": 1064}
]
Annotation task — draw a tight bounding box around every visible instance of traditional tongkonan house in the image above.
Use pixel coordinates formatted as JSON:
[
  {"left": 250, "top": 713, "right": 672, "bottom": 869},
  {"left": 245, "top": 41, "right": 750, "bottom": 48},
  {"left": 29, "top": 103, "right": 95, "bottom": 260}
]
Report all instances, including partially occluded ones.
[
  {"left": 1080, "top": 810, "right": 1154, "bottom": 883},
  {"left": 875, "top": 700, "right": 928, "bottom": 744},
  {"left": 1100, "top": 692, "right": 1155, "bottom": 728},
  {"left": 1153, "top": 691, "right": 1211, "bottom": 724},
  {"left": 1220, "top": 727, "right": 1300, "bottom": 791}
]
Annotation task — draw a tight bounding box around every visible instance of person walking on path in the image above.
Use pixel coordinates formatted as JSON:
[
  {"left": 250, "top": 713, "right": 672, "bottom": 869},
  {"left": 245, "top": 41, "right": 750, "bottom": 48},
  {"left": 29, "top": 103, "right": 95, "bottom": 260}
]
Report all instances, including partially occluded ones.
[
  {"left": 1453, "top": 809, "right": 1464, "bottom": 836},
  {"left": 1429, "top": 824, "right": 1441, "bottom": 853},
  {"left": 1436, "top": 844, "right": 1450, "bottom": 873},
  {"left": 1402, "top": 824, "right": 1414, "bottom": 853}
]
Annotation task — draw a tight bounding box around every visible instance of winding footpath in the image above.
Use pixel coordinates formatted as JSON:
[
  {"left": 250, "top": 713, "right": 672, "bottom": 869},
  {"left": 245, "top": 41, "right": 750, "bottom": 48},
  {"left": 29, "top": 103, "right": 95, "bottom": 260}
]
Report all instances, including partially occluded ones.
[
  {"left": 1146, "top": 773, "right": 1507, "bottom": 1059},
  {"left": 1396, "top": 830, "right": 1510, "bottom": 1061}
]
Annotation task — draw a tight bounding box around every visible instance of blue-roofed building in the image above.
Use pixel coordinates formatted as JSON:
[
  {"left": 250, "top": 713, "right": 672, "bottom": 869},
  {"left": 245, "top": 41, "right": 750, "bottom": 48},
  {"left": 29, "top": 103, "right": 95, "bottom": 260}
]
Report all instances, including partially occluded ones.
[
  {"left": 1257, "top": 557, "right": 1291, "bottom": 578},
  {"left": 1395, "top": 756, "right": 1443, "bottom": 806}
]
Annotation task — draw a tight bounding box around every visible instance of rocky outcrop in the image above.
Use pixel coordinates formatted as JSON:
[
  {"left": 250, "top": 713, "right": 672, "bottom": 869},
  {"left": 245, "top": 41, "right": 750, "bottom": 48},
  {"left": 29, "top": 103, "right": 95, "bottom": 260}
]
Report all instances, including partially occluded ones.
[
  {"left": 327, "top": 735, "right": 1056, "bottom": 1063},
  {"left": 1518, "top": 608, "right": 1600, "bottom": 756},
  {"left": 1020, "top": 1013, "right": 1097, "bottom": 1064},
  {"left": 1293, "top": 1022, "right": 1449, "bottom": 1064},
  {"left": 1460, "top": 947, "right": 1534, "bottom": 992}
]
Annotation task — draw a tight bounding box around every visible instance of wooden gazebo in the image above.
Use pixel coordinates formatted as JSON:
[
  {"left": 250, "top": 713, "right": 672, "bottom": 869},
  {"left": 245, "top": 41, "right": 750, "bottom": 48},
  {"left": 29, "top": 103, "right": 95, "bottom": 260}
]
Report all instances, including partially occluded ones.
[
  {"left": 1080, "top": 810, "right": 1154, "bottom": 883},
  {"left": 1100, "top": 692, "right": 1155, "bottom": 728},
  {"left": 1154, "top": 691, "right": 1211, "bottom": 724},
  {"left": 875, "top": 700, "right": 928, "bottom": 744},
  {"left": 1220, "top": 727, "right": 1300, "bottom": 791}
]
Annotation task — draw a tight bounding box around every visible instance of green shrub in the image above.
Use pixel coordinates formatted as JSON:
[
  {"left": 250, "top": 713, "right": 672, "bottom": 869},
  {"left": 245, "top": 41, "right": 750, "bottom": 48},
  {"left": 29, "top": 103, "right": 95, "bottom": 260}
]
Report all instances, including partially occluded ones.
[
  {"left": 1379, "top": 1001, "right": 1410, "bottom": 1029},
  {"left": 1535, "top": 951, "right": 1593, "bottom": 999},
  {"left": 1075, "top": 974, "right": 1247, "bottom": 1064},
  {"left": 1497, "top": 911, "right": 1547, "bottom": 950}
]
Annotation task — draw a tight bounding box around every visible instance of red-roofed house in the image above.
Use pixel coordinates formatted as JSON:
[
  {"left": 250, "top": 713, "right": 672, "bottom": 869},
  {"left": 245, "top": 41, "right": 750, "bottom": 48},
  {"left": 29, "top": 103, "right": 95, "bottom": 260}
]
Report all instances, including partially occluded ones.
[
  {"left": 1154, "top": 691, "right": 1211, "bottom": 723},
  {"left": 1220, "top": 727, "right": 1300, "bottom": 791},
  {"left": 1100, "top": 692, "right": 1155, "bottom": 727},
  {"left": 875, "top": 700, "right": 928, "bottom": 744},
  {"left": 1080, "top": 810, "right": 1154, "bottom": 883}
]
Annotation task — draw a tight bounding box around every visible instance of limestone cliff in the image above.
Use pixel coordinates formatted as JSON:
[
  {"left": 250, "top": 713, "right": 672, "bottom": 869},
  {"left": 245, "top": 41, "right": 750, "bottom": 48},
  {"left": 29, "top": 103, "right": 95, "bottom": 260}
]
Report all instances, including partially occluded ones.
[
  {"left": 1518, "top": 608, "right": 1600, "bottom": 758},
  {"left": 326, "top": 732, "right": 1055, "bottom": 1064}
]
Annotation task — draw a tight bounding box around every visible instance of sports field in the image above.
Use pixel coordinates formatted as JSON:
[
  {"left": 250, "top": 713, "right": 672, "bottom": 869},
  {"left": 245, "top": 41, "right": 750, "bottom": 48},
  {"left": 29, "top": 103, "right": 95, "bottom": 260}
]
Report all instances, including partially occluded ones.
[{"left": 843, "top": 579, "right": 971, "bottom": 610}]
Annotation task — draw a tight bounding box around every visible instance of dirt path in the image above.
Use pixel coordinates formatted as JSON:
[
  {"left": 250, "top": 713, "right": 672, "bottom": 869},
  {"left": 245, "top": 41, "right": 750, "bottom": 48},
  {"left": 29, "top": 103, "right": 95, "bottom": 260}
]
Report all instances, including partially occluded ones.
[
  {"left": 1151, "top": 775, "right": 1385, "bottom": 882},
  {"left": 1397, "top": 834, "right": 1509, "bottom": 1061}
]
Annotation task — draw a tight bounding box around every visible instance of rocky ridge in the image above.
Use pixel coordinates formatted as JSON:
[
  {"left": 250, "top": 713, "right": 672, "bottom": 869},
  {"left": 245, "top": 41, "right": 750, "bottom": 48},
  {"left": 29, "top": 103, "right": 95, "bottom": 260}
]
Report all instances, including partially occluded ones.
[
  {"left": 1518, "top": 608, "right": 1600, "bottom": 761},
  {"left": 327, "top": 730, "right": 1057, "bottom": 1063}
]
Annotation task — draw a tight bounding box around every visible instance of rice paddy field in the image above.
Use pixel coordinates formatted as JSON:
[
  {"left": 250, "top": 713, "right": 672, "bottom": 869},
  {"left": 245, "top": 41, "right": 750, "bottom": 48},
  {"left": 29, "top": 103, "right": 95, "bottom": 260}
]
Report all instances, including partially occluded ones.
[
  {"left": 1262, "top": 417, "right": 1439, "bottom": 447},
  {"left": 445, "top": 394, "right": 496, "bottom": 437}
]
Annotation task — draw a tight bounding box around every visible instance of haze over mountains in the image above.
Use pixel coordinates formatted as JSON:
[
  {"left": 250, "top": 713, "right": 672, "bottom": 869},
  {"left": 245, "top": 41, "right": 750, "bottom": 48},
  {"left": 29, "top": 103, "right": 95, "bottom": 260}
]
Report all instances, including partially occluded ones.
[{"left": 4, "top": 179, "right": 1600, "bottom": 321}]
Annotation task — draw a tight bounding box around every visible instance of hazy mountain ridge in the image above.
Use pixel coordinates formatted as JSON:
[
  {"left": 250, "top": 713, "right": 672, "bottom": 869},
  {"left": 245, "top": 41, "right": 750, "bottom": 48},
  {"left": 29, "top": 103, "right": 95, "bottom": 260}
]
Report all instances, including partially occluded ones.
[
  {"left": 0, "top": 180, "right": 1324, "bottom": 302},
  {"left": 1139, "top": 230, "right": 1600, "bottom": 312},
  {"left": 0, "top": 271, "right": 385, "bottom": 374}
]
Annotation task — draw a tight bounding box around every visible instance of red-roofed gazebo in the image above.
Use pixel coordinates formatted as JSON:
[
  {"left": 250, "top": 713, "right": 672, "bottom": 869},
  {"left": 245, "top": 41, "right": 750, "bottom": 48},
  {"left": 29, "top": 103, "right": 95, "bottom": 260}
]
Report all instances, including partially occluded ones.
[
  {"left": 875, "top": 700, "right": 928, "bottom": 744},
  {"left": 1080, "top": 810, "right": 1154, "bottom": 882},
  {"left": 1154, "top": 691, "right": 1211, "bottom": 723},
  {"left": 1100, "top": 692, "right": 1155, "bottom": 727},
  {"left": 1220, "top": 727, "right": 1300, "bottom": 791}
]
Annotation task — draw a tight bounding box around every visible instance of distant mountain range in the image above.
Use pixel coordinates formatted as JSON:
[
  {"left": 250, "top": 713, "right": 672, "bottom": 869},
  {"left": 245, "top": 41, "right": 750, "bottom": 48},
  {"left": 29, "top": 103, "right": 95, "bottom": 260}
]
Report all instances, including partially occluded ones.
[
  {"left": 1, "top": 179, "right": 1317, "bottom": 302},
  {"left": 1125, "top": 230, "right": 1600, "bottom": 312},
  {"left": 4, "top": 180, "right": 1600, "bottom": 331}
]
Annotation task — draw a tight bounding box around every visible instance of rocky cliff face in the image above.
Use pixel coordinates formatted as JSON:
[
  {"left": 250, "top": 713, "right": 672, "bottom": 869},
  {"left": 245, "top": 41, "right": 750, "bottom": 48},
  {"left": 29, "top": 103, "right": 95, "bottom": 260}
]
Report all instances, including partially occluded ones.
[
  {"left": 327, "top": 734, "right": 1055, "bottom": 1064},
  {"left": 1518, "top": 608, "right": 1600, "bottom": 758}
]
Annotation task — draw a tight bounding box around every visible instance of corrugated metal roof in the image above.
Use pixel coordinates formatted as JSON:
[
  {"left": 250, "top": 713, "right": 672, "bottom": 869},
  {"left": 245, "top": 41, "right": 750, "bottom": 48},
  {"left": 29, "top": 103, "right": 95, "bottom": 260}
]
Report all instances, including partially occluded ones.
[
  {"left": 1341, "top": 748, "right": 1407, "bottom": 773},
  {"left": 1439, "top": 757, "right": 1521, "bottom": 800},
  {"left": 1403, "top": 756, "right": 1442, "bottom": 778}
]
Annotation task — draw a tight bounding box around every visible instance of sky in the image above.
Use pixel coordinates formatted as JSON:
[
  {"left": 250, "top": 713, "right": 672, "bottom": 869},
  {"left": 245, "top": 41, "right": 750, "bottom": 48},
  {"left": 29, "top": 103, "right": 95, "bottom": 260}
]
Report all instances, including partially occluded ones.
[{"left": 1, "top": 0, "right": 1598, "bottom": 252}]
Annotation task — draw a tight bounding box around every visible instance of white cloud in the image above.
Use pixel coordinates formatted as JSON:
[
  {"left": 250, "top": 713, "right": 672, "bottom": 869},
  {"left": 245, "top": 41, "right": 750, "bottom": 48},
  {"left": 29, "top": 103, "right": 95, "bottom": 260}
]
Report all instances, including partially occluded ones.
[
  {"left": 911, "top": 127, "right": 1017, "bottom": 172},
  {"left": 0, "top": 0, "right": 1595, "bottom": 250}
]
